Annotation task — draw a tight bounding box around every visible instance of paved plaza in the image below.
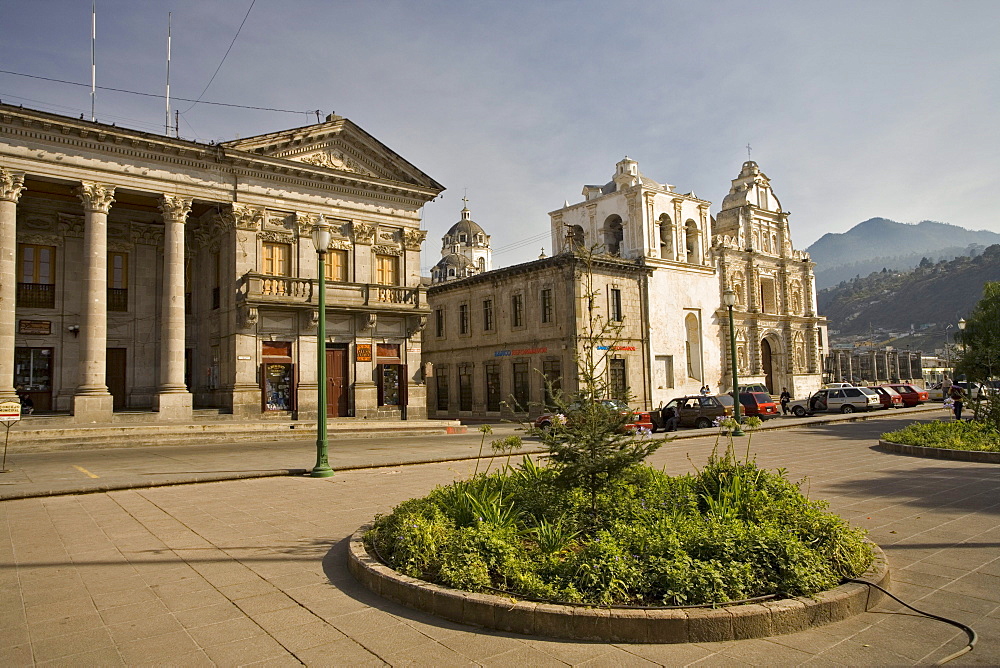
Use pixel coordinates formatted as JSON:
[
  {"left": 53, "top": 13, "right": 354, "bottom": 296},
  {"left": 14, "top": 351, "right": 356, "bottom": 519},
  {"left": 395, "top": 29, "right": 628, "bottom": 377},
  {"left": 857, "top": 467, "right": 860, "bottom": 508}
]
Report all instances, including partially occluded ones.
[{"left": 1, "top": 412, "right": 998, "bottom": 666}]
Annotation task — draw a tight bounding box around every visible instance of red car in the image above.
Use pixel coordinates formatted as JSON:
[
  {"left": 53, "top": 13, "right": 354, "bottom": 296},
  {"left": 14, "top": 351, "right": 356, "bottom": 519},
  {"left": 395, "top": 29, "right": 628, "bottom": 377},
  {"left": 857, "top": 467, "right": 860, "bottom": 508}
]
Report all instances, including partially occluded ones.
[
  {"left": 869, "top": 385, "right": 903, "bottom": 409},
  {"left": 534, "top": 400, "right": 654, "bottom": 433},
  {"left": 885, "top": 384, "right": 929, "bottom": 407},
  {"left": 718, "top": 392, "right": 780, "bottom": 419}
]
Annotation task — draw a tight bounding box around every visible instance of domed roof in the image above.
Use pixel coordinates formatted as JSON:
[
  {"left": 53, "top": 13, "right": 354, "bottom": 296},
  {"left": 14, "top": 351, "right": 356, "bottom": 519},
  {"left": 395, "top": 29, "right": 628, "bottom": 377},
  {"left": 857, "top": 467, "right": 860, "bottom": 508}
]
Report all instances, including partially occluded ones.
[
  {"left": 445, "top": 207, "right": 486, "bottom": 238},
  {"left": 434, "top": 253, "right": 476, "bottom": 271}
]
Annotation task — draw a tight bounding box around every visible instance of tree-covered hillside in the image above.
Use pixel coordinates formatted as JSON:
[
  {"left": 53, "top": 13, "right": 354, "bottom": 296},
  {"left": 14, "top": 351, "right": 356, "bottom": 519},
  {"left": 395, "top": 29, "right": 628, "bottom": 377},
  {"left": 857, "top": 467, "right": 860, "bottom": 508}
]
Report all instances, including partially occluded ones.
[{"left": 818, "top": 245, "right": 1000, "bottom": 351}]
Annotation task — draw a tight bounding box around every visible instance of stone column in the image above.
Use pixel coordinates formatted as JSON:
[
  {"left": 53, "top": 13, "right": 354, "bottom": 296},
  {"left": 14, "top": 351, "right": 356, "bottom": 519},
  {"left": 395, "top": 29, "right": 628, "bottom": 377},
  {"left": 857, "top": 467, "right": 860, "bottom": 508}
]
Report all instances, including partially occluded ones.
[
  {"left": 155, "top": 195, "right": 193, "bottom": 419},
  {"left": 73, "top": 182, "right": 115, "bottom": 422},
  {"left": 0, "top": 168, "right": 25, "bottom": 403}
]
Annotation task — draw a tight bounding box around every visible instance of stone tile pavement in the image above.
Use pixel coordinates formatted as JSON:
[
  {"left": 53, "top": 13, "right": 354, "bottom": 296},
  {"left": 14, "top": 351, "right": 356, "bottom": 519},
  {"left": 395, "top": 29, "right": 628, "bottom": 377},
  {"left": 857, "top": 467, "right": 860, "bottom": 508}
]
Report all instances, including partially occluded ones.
[{"left": 1, "top": 410, "right": 998, "bottom": 666}]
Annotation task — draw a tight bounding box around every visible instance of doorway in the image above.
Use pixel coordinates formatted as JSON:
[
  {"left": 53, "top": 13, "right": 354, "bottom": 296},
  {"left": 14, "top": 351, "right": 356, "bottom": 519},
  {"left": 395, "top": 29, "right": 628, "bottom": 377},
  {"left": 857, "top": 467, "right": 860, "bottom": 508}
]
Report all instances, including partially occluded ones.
[
  {"left": 326, "top": 344, "right": 349, "bottom": 417},
  {"left": 106, "top": 348, "right": 127, "bottom": 410},
  {"left": 760, "top": 339, "right": 773, "bottom": 394}
]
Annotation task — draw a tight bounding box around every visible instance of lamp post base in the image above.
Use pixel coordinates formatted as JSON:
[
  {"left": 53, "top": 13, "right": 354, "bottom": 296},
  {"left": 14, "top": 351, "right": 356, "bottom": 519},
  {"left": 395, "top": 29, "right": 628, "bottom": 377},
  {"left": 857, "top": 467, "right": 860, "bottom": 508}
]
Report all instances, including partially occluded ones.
[{"left": 311, "top": 466, "right": 335, "bottom": 478}]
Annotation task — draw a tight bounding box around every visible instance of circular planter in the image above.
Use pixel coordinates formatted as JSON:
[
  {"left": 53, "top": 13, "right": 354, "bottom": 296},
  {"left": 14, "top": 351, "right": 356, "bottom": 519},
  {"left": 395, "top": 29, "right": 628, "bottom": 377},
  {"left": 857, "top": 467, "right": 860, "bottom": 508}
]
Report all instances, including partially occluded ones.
[
  {"left": 878, "top": 439, "right": 1000, "bottom": 463},
  {"left": 347, "top": 526, "right": 890, "bottom": 643}
]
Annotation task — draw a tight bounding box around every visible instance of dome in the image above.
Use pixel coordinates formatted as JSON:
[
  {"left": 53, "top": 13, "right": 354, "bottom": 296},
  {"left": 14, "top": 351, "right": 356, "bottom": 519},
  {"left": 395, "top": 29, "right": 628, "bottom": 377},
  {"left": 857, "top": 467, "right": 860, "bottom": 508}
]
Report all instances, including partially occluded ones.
[
  {"left": 435, "top": 253, "right": 476, "bottom": 270},
  {"left": 445, "top": 208, "right": 487, "bottom": 238}
]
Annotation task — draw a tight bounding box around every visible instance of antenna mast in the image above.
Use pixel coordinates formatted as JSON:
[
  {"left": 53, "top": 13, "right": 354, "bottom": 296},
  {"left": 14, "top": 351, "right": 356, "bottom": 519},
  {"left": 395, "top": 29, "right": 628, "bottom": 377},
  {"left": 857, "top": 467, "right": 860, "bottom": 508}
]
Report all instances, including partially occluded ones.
[
  {"left": 165, "top": 12, "right": 172, "bottom": 136},
  {"left": 91, "top": 0, "right": 96, "bottom": 121}
]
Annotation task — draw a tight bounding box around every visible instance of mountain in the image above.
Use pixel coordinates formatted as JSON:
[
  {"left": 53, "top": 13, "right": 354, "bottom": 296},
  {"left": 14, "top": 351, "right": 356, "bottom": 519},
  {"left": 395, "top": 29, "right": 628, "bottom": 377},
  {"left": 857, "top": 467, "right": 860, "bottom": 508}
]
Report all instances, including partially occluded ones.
[
  {"left": 817, "top": 245, "right": 1000, "bottom": 352},
  {"left": 806, "top": 219, "right": 1000, "bottom": 289}
]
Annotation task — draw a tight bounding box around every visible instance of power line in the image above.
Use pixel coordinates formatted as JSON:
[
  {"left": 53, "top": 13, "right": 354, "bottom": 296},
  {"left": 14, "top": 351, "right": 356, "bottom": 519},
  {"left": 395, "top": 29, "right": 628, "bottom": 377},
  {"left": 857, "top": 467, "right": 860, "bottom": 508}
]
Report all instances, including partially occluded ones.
[
  {"left": 0, "top": 68, "right": 311, "bottom": 115},
  {"left": 180, "top": 0, "right": 256, "bottom": 114}
]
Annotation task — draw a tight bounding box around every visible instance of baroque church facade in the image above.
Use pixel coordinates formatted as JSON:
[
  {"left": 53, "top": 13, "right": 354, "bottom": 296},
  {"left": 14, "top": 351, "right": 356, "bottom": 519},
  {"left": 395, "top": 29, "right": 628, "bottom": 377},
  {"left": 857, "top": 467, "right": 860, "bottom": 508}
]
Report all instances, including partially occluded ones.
[
  {"left": 1, "top": 103, "right": 442, "bottom": 423},
  {"left": 424, "top": 158, "right": 826, "bottom": 419}
]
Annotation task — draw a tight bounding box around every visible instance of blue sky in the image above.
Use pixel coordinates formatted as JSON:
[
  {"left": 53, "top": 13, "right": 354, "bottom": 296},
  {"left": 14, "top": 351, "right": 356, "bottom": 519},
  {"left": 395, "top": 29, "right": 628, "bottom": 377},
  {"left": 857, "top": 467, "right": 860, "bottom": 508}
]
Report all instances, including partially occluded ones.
[{"left": 2, "top": 1, "right": 997, "bottom": 273}]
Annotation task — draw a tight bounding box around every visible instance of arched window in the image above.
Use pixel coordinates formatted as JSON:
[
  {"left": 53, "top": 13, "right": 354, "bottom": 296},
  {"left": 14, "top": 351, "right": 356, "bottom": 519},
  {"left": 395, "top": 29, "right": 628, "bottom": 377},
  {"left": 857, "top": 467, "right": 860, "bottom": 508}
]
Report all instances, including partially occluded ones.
[
  {"left": 448, "top": 268, "right": 455, "bottom": 278},
  {"left": 731, "top": 271, "right": 746, "bottom": 307},
  {"left": 603, "top": 215, "right": 624, "bottom": 256},
  {"left": 684, "top": 220, "right": 700, "bottom": 264},
  {"left": 685, "top": 313, "right": 702, "bottom": 381},
  {"left": 794, "top": 333, "right": 806, "bottom": 371},
  {"left": 568, "top": 225, "right": 585, "bottom": 250},
  {"left": 478, "top": 257, "right": 486, "bottom": 272},
  {"left": 658, "top": 214, "right": 672, "bottom": 259},
  {"left": 789, "top": 281, "right": 802, "bottom": 314}
]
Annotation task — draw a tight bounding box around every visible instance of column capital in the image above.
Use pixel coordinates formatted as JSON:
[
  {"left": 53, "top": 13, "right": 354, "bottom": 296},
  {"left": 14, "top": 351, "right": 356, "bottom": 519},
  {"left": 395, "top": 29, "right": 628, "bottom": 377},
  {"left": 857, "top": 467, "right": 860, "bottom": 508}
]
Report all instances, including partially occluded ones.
[
  {"left": 0, "top": 168, "right": 26, "bottom": 203},
  {"left": 76, "top": 181, "right": 116, "bottom": 213},
  {"left": 159, "top": 194, "right": 192, "bottom": 222}
]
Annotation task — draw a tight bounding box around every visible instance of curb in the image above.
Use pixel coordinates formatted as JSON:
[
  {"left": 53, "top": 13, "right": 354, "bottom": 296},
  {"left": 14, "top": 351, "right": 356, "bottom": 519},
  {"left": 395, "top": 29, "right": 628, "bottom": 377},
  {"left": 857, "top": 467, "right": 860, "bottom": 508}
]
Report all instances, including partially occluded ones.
[
  {"left": 347, "top": 526, "right": 890, "bottom": 643},
  {"left": 878, "top": 439, "right": 1000, "bottom": 463}
]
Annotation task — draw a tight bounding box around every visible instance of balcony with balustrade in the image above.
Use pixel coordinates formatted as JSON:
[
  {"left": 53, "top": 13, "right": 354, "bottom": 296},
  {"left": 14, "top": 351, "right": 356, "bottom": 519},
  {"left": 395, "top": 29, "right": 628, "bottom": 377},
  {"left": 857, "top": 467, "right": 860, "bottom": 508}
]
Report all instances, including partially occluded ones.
[{"left": 238, "top": 272, "right": 427, "bottom": 312}]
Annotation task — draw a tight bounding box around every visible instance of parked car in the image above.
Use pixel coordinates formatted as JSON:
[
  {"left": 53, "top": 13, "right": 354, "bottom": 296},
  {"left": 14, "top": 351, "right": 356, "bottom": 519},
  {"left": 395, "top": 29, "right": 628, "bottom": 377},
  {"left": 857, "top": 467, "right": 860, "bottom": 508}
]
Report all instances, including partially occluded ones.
[
  {"left": 885, "top": 384, "right": 929, "bottom": 407},
  {"left": 534, "top": 399, "right": 654, "bottom": 433},
  {"left": 738, "top": 383, "right": 771, "bottom": 395},
  {"left": 823, "top": 382, "right": 855, "bottom": 389},
  {"left": 718, "top": 392, "right": 780, "bottom": 419},
  {"left": 788, "top": 387, "right": 882, "bottom": 416},
  {"left": 656, "top": 395, "right": 731, "bottom": 429},
  {"left": 867, "top": 385, "right": 903, "bottom": 409}
]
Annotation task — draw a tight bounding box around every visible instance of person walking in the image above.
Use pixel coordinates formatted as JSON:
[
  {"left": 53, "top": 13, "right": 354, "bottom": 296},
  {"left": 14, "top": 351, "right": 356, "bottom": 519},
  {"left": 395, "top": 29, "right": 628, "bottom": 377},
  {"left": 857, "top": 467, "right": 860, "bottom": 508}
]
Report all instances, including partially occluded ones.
[
  {"left": 949, "top": 384, "right": 965, "bottom": 420},
  {"left": 779, "top": 387, "right": 792, "bottom": 415}
]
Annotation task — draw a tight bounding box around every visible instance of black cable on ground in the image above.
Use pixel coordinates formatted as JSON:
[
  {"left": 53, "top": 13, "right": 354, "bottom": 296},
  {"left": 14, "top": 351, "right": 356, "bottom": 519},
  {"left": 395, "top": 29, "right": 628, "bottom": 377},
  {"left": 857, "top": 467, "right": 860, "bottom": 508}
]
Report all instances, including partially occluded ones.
[{"left": 845, "top": 578, "right": 977, "bottom": 665}]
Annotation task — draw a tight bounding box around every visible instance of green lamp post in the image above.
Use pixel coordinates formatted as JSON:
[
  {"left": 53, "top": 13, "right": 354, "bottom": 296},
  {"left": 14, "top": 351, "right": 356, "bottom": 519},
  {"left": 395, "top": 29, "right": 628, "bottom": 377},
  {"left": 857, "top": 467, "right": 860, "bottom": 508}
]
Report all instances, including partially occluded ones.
[
  {"left": 723, "top": 288, "right": 745, "bottom": 437},
  {"left": 311, "top": 215, "right": 334, "bottom": 477}
]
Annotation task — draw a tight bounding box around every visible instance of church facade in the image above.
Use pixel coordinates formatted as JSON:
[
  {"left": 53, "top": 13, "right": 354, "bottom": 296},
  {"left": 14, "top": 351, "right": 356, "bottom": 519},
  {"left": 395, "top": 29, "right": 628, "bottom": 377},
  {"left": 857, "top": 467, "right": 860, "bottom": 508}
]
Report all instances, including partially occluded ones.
[
  {"left": 425, "top": 158, "right": 826, "bottom": 418},
  {"left": 1, "top": 103, "right": 442, "bottom": 423}
]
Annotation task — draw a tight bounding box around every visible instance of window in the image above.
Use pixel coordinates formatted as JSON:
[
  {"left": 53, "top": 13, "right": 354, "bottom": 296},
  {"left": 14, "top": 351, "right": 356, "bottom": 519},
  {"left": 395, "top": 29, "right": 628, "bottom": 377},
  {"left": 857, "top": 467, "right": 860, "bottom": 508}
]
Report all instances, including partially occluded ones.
[
  {"left": 262, "top": 242, "right": 290, "bottom": 276},
  {"left": 485, "top": 364, "right": 501, "bottom": 411},
  {"left": 17, "top": 244, "right": 56, "bottom": 308},
  {"left": 483, "top": 299, "right": 494, "bottom": 331},
  {"left": 459, "top": 365, "right": 473, "bottom": 411},
  {"left": 685, "top": 313, "right": 702, "bottom": 381},
  {"left": 436, "top": 368, "right": 449, "bottom": 411},
  {"left": 326, "top": 249, "right": 348, "bottom": 282},
  {"left": 512, "top": 360, "right": 529, "bottom": 409},
  {"left": 609, "top": 359, "right": 627, "bottom": 400},
  {"left": 211, "top": 251, "right": 221, "bottom": 309},
  {"left": 604, "top": 215, "right": 623, "bottom": 256},
  {"left": 511, "top": 294, "right": 524, "bottom": 328},
  {"left": 541, "top": 288, "right": 553, "bottom": 323},
  {"left": 760, "top": 277, "right": 777, "bottom": 313},
  {"left": 609, "top": 288, "right": 623, "bottom": 322},
  {"left": 459, "top": 303, "right": 469, "bottom": 334},
  {"left": 375, "top": 254, "right": 399, "bottom": 286},
  {"left": 108, "top": 252, "right": 128, "bottom": 312},
  {"left": 658, "top": 214, "right": 672, "bottom": 258},
  {"left": 542, "top": 359, "right": 561, "bottom": 408},
  {"left": 435, "top": 308, "right": 445, "bottom": 337}
]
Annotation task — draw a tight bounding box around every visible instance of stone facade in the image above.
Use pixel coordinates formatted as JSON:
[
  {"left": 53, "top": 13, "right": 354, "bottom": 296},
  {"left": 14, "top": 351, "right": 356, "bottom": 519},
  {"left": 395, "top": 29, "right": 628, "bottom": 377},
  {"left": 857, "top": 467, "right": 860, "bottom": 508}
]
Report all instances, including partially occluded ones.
[
  {"left": 425, "top": 254, "right": 650, "bottom": 419},
  {"left": 426, "top": 157, "right": 826, "bottom": 418},
  {"left": 1, "top": 104, "right": 442, "bottom": 423}
]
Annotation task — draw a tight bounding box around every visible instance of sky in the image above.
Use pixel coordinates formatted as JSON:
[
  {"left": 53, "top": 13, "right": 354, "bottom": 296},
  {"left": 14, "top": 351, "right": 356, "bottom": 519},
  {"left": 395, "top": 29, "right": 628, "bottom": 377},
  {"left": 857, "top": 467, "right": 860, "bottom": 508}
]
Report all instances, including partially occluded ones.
[{"left": 1, "top": 0, "right": 997, "bottom": 274}]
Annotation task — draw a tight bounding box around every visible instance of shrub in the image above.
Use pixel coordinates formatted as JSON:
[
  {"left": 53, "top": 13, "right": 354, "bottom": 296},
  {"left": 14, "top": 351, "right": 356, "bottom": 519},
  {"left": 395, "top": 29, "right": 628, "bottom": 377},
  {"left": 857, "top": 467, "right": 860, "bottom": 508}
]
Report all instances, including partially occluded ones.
[{"left": 882, "top": 420, "right": 1000, "bottom": 452}]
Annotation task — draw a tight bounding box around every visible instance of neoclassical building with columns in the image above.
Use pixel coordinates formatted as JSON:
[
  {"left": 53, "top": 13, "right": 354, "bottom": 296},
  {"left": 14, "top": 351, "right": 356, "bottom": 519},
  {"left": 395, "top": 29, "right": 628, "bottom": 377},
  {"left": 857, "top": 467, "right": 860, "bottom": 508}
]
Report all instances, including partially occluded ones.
[{"left": 0, "top": 103, "right": 442, "bottom": 423}]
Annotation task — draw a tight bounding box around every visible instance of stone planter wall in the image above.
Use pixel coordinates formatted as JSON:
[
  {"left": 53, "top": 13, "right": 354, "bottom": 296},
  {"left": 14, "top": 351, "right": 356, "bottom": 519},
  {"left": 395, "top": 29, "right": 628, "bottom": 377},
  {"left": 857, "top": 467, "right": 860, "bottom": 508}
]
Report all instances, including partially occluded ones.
[
  {"left": 879, "top": 439, "right": 1000, "bottom": 463},
  {"left": 348, "top": 526, "right": 890, "bottom": 643}
]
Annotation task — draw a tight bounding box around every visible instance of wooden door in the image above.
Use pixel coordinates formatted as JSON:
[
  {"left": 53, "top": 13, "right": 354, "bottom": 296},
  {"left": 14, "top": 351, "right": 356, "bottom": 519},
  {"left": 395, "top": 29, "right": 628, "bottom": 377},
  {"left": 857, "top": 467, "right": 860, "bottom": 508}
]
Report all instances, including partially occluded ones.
[
  {"left": 106, "top": 348, "right": 127, "bottom": 410},
  {"left": 326, "top": 345, "right": 349, "bottom": 417},
  {"left": 761, "top": 339, "right": 773, "bottom": 394}
]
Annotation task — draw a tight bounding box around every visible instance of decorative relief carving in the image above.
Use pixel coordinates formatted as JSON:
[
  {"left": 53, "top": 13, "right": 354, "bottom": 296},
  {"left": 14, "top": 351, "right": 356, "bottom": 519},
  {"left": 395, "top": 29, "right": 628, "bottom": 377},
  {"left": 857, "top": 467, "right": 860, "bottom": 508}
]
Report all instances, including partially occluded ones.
[
  {"left": 0, "top": 168, "right": 26, "bottom": 202},
  {"left": 329, "top": 239, "right": 352, "bottom": 251},
  {"left": 298, "top": 148, "right": 372, "bottom": 176},
  {"left": 58, "top": 213, "right": 84, "bottom": 238},
  {"left": 239, "top": 304, "right": 259, "bottom": 329},
  {"left": 22, "top": 215, "right": 55, "bottom": 232},
  {"left": 75, "top": 181, "right": 116, "bottom": 213},
  {"left": 159, "top": 194, "right": 192, "bottom": 222},
  {"left": 17, "top": 233, "right": 61, "bottom": 247},
  {"left": 360, "top": 313, "right": 377, "bottom": 330},
  {"left": 408, "top": 315, "right": 427, "bottom": 337},
  {"left": 258, "top": 230, "right": 294, "bottom": 244},
  {"left": 108, "top": 240, "right": 133, "bottom": 253},
  {"left": 372, "top": 244, "right": 402, "bottom": 256},
  {"left": 295, "top": 212, "right": 320, "bottom": 238},
  {"left": 131, "top": 223, "right": 163, "bottom": 247},
  {"left": 402, "top": 229, "right": 427, "bottom": 251},
  {"left": 220, "top": 204, "right": 263, "bottom": 232},
  {"left": 308, "top": 310, "right": 320, "bottom": 328},
  {"left": 351, "top": 222, "right": 376, "bottom": 244}
]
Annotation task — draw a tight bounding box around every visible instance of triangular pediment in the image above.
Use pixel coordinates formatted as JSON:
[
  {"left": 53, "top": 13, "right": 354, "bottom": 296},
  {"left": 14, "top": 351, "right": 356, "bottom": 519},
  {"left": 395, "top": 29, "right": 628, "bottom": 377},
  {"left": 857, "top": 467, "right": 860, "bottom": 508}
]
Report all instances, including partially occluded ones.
[{"left": 221, "top": 117, "right": 443, "bottom": 191}]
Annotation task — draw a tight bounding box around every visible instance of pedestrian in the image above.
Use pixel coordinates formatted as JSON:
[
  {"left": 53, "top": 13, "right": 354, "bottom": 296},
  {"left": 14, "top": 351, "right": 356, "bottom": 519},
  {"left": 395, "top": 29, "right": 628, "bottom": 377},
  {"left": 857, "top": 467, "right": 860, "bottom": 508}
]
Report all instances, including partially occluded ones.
[
  {"left": 661, "top": 403, "right": 679, "bottom": 432},
  {"left": 779, "top": 387, "right": 792, "bottom": 415},
  {"left": 949, "top": 384, "right": 965, "bottom": 420}
]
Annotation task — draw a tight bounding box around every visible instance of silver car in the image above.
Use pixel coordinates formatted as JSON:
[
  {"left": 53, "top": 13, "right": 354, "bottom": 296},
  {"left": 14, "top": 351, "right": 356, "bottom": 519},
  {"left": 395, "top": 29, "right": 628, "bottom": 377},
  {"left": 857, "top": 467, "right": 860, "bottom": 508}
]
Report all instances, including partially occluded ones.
[{"left": 789, "top": 387, "right": 881, "bottom": 416}]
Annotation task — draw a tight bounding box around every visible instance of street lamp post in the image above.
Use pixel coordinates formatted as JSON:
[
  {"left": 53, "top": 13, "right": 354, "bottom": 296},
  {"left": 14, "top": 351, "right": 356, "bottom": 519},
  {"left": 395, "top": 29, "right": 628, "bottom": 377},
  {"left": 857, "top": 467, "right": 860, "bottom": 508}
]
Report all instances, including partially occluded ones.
[
  {"left": 311, "top": 216, "right": 334, "bottom": 478},
  {"left": 723, "top": 289, "right": 744, "bottom": 437},
  {"left": 957, "top": 318, "right": 967, "bottom": 380}
]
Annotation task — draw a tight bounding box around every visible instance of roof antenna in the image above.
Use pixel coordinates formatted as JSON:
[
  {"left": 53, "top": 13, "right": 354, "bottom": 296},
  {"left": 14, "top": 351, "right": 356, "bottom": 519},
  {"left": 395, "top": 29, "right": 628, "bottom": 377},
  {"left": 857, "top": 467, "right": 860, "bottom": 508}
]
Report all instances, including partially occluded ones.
[
  {"left": 91, "top": 0, "right": 96, "bottom": 121},
  {"left": 165, "top": 12, "right": 172, "bottom": 135}
]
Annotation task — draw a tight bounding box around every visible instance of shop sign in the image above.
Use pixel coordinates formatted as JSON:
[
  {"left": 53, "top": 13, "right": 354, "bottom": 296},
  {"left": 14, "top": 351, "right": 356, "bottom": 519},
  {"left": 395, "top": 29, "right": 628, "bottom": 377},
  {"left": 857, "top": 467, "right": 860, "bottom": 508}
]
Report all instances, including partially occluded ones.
[
  {"left": 494, "top": 347, "right": 547, "bottom": 357},
  {"left": 18, "top": 320, "right": 51, "bottom": 335},
  {"left": 356, "top": 344, "right": 372, "bottom": 362},
  {"left": 597, "top": 345, "right": 636, "bottom": 351}
]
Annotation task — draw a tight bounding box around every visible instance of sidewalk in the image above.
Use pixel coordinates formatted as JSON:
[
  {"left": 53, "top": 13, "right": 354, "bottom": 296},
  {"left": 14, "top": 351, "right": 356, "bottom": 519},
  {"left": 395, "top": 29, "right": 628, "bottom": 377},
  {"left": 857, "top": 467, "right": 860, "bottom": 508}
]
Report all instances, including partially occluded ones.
[{"left": 1, "top": 408, "right": 996, "bottom": 666}]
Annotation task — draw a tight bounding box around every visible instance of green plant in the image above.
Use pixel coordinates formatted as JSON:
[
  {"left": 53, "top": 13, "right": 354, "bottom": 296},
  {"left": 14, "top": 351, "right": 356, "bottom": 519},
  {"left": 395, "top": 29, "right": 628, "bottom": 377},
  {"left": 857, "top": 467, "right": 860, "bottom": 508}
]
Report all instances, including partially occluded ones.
[{"left": 882, "top": 420, "right": 1000, "bottom": 452}]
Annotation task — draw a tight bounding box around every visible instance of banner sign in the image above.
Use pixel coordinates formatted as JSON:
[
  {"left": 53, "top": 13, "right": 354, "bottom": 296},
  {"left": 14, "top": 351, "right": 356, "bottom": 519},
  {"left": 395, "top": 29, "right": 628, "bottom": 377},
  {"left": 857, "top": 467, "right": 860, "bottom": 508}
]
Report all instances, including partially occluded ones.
[
  {"left": 494, "top": 347, "right": 547, "bottom": 357},
  {"left": 356, "top": 344, "right": 372, "bottom": 362},
  {"left": 18, "top": 320, "right": 51, "bottom": 335}
]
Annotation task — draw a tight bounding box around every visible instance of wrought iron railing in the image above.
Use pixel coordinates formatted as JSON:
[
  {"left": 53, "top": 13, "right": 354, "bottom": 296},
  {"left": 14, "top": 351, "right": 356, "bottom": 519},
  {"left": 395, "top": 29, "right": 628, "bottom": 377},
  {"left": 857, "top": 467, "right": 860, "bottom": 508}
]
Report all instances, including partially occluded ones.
[{"left": 17, "top": 283, "right": 55, "bottom": 308}]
